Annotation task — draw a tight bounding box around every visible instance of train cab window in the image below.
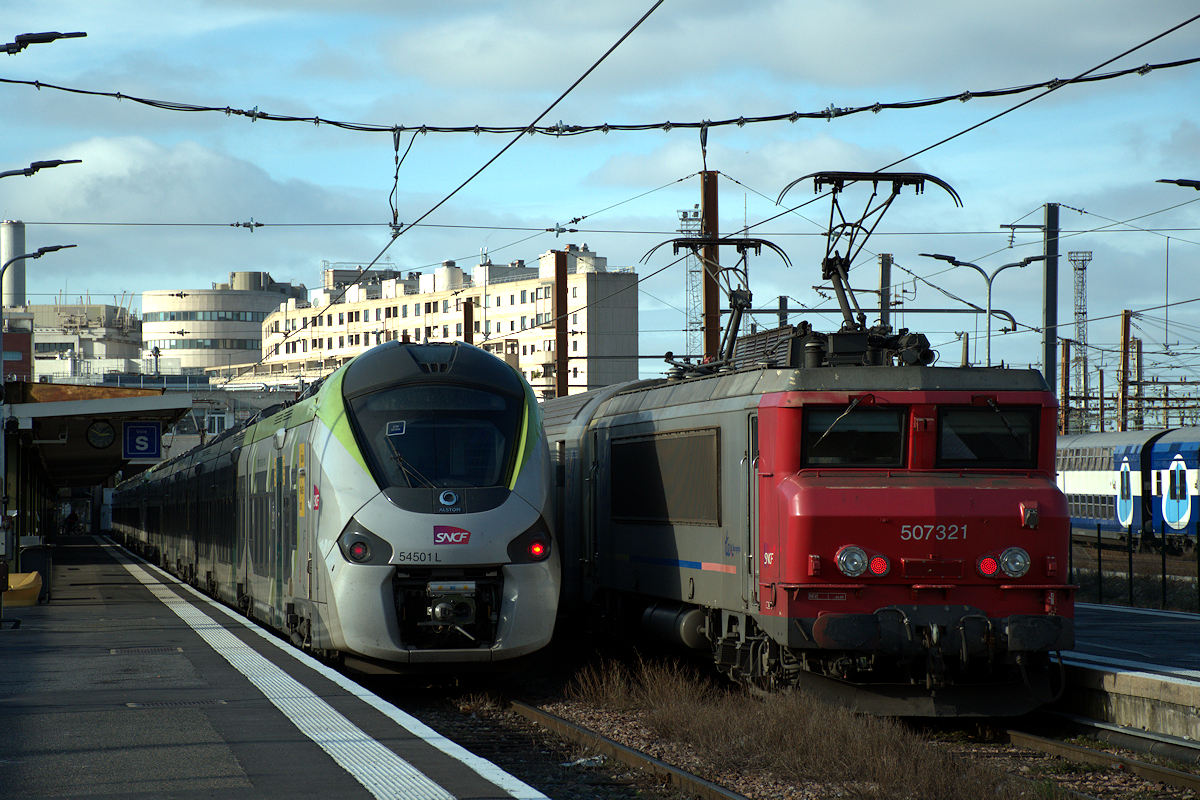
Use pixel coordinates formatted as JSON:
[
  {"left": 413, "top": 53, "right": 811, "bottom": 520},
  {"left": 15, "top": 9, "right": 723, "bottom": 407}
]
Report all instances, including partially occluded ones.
[
  {"left": 936, "top": 406, "right": 1037, "bottom": 468},
  {"left": 349, "top": 385, "right": 522, "bottom": 489},
  {"left": 801, "top": 407, "right": 904, "bottom": 467}
]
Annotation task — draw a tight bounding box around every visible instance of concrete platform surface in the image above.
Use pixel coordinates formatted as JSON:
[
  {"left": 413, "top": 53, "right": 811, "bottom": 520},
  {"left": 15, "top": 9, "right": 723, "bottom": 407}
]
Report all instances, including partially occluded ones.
[{"left": 0, "top": 536, "right": 545, "bottom": 800}]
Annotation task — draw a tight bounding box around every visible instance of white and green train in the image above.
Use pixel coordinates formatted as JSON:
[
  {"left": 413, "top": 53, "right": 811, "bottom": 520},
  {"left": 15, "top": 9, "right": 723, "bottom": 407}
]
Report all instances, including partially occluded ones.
[{"left": 113, "top": 341, "right": 560, "bottom": 669}]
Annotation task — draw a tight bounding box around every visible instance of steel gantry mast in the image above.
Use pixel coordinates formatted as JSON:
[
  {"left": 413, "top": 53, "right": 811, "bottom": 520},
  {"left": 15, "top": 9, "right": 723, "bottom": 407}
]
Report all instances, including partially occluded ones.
[
  {"left": 679, "top": 206, "right": 703, "bottom": 358},
  {"left": 1069, "top": 250, "right": 1092, "bottom": 429}
]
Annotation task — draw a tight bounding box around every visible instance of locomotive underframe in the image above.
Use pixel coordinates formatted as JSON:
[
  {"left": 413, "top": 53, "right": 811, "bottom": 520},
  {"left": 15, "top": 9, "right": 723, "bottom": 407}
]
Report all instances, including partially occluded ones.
[{"left": 706, "top": 605, "right": 1072, "bottom": 715}]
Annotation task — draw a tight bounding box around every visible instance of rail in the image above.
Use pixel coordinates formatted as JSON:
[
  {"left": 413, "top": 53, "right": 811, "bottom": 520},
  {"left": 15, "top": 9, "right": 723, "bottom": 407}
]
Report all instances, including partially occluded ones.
[{"left": 508, "top": 699, "right": 751, "bottom": 800}]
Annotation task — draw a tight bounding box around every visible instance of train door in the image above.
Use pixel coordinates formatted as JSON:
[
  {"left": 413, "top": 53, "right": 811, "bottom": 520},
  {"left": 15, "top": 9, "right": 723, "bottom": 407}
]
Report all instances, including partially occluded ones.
[
  {"left": 297, "top": 440, "right": 311, "bottom": 602},
  {"left": 1116, "top": 456, "right": 1133, "bottom": 529},
  {"left": 1163, "top": 453, "right": 1191, "bottom": 531},
  {"left": 743, "top": 414, "right": 759, "bottom": 609},
  {"left": 272, "top": 443, "right": 285, "bottom": 628}
]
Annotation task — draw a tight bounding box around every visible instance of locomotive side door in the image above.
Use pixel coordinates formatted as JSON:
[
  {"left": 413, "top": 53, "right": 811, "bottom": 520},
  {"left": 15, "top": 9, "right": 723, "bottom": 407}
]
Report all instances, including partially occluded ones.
[{"left": 744, "top": 414, "right": 759, "bottom": 609}]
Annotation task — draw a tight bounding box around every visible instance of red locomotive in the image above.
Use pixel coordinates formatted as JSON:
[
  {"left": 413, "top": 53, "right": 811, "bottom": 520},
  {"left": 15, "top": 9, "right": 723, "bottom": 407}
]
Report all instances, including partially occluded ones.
[{"left": 544, "top": 173, "right": 1074, "bottom": 715}]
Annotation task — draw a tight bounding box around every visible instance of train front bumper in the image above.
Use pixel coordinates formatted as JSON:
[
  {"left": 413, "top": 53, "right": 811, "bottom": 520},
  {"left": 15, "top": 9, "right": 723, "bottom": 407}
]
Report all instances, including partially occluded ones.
[
  {"left": 330, "top": 560, "right": 559, "bottom": 664},
  {"left": 808, "top": 604, "right": 1075, "bottom": 656}
]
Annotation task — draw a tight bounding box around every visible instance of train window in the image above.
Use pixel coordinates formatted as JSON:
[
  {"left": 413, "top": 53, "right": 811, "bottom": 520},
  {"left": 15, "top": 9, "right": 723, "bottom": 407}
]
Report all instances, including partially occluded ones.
[
  {"left": 349, "top": 385, "right": 522, "bottom": 489},
  {"left": 611, "top": 428, "right": 720, "bottom": 525},
  {"left": 801, "top": 407, "right": 904, "bottom": 467},
  {"left": 936, "top": 406, "right": 1037, "bottom": 468}
]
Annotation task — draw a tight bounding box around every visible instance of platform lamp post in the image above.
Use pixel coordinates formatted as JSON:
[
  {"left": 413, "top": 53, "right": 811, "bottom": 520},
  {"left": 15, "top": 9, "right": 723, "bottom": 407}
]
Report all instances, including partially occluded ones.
[
  {"left": 918, "top": 253, "right": 1047, "bottom": 367},
  {"left": 0, "top": 159, "right": 83, "bottom": 180},
  {"left": 0, "top": 245, "right": 77, "bottom": 526},
  {"left": 3, "top": 30, "right": 86, "bottom": 55}
]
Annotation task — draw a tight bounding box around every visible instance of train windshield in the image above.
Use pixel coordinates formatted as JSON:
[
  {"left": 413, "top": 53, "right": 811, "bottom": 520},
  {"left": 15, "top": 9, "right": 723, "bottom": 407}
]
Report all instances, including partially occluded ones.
[
  {"left": 937, "top": 406, "right": 1038, "bottom": 468},
  {"left": 349, "top": 384, "right": 522, "bottom": 489},
  {"left": 802, "top": 407, "right": 905, "bottom": 467}
]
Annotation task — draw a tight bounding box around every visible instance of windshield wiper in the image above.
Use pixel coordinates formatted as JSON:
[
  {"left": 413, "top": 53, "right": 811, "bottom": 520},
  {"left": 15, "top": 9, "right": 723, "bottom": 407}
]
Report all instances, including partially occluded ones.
[
  {"left": 810, "top": 395, "right": 866, "bottom": 453},
  {"left": 386, "top": 440, "right": 436, "bottom": 488}
]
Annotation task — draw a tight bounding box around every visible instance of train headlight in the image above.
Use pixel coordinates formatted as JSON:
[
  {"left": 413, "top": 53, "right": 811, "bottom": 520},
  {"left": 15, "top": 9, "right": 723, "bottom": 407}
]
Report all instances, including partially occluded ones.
[
  {"left": 835, "top": 546, "right": 868, "bottom": 578},
  {"left": 338, "top": 518, "right": 394, "bottom": 566},
  {"left": 999, "top": 547, "right": 1031, "bottom": 578},
  {"left": 507, "top": 517, "right": 553, "bottom": 563}
]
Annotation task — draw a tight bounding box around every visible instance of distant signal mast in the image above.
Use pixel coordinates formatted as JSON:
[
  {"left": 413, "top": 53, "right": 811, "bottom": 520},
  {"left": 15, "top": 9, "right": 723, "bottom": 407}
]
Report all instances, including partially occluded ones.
[
  {"left": 1069, "top": 250, "right": 1092, "bottom": 428},
  {"left": 680, "top": 206, "right": 703, "bottom": 357}
]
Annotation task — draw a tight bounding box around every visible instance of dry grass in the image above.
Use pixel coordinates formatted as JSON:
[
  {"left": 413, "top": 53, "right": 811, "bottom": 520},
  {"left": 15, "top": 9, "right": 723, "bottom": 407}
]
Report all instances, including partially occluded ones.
[{"left": 568, "top": 658, "right": 1074, "bottom": 800}]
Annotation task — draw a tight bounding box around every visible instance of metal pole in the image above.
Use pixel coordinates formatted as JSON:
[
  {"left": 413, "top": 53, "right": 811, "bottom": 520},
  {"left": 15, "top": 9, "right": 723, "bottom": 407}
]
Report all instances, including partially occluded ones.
[
  {"left": 1096, "top": 523, "right": 1102, "bottom": 604},
  {"left": 554, "top": 250, "right": 568, "bottom": 398},
  {"left": 700, "top": 171, "right": 720, "bottom": 361},
  {"left": 879, "top": 253, "right": 892, "bottom": 329},
  {"left": 1043, "top": 202, "right": 1060, "bottom": 394},
  {"left": 1119, "top": 311, "right": 1131, "bottom": 432},
  {"left": 1161, "top": 520, "right": 1168, "bottom": 610},
  {"left": 984, "top": 275, "right": 994, "bottom": 366},
  {"left": 1060, "top": 338, "right": 1071, "bottom": 434}
]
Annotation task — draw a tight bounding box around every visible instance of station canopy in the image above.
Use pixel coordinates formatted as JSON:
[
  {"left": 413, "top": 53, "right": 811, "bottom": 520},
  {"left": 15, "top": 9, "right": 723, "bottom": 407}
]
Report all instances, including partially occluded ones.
[{"left": 4, "top": 384, "right": 191, "bottom": 488}]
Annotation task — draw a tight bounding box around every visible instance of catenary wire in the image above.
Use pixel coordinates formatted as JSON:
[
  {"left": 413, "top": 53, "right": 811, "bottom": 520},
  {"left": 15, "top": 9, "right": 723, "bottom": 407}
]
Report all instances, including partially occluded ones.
[
  {"left": 3, "top": 54, "right": 1198, "bottom": 137},
  {"left": 216, "top": 0, "right": 667, "bottom": 386}
]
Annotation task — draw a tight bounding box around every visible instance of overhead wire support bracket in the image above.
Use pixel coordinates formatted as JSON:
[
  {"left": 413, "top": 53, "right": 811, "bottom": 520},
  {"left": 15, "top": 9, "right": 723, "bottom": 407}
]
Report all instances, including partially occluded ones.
[{"left": 642, "top": 235, "right": 790, "bottom": 374}]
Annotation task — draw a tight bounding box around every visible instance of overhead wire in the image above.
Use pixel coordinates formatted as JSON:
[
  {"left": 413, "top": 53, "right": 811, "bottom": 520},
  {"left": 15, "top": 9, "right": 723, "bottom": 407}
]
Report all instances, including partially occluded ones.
[
  {"left": 739, "top": 13, "right": 1200, "bottom": 237},
  {"left": 3, "top": 54, "right": 1198, "bottom": 137},
  {"left": 217, "top": 0, "right": 667, "bottom": 386}
]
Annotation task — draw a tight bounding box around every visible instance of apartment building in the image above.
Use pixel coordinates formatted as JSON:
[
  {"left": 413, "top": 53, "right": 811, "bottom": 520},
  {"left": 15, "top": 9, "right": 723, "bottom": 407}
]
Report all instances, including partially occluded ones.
[
  {"left": 142, "top": 271, "right": 307, "bottom": 372},
  {"left": 259, "top": 245, "right": 638, "bottom": 396}
]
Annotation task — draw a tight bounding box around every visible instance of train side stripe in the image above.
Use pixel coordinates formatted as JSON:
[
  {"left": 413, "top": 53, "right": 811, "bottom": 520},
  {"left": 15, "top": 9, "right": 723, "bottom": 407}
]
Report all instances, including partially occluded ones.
[
  {"left": 315, "top": 363, "right": 370, "bottom": 475},
  {"left": 633, "top": 555, "right": 737, "bottom": 574},
  {"left": 508, "top": 378, "right": 541, "bottom": 490}
]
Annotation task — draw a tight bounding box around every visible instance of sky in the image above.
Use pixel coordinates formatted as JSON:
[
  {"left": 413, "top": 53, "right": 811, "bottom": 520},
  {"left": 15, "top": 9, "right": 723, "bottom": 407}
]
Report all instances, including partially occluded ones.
[{"left": 2, "top": 1, "right": 1200, "bottom": 388}]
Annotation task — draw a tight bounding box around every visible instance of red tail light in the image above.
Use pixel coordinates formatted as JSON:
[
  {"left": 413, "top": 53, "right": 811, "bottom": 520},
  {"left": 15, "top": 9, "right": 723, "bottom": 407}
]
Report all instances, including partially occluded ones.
[
  {"left": 528, "top": 540, "right": 547, "bottom": 560},
  {"left": 868, "top": 555, "right": 890, "bottom": 576},
  {"left": 977, "top": 555, "right": 999, "bottom": 577},
  {"left": 348, "top": 540, "right": 371, "bottom": 563}
]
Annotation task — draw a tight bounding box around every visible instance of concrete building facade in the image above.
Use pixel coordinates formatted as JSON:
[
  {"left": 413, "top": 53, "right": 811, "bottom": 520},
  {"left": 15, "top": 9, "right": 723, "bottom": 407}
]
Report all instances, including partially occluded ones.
[
  {"left": 258, "top": 245, "right": 638, "bottom": 396},
  {"left": 142, "top": 271, "right": 306, "bottom": 372},
  {"left": 28, "top": 302, "right": 142, "bottom": 382}
]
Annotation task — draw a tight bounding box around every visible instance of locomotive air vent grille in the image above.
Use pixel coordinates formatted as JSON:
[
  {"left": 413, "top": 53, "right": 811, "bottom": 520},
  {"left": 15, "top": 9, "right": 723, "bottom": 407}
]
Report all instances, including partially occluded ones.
[{"left": 417, "top": 362, "right": 451, "bottom": 374}]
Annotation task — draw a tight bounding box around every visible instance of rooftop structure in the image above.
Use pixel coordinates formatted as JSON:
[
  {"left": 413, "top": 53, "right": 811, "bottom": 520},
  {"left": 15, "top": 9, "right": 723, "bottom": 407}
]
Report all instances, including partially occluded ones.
[
  {"left": 254, "top": 245, "right": 638, "bottom": 396},
  {"left": 142, "top": 271, "right": 307, "bottom": 373}
]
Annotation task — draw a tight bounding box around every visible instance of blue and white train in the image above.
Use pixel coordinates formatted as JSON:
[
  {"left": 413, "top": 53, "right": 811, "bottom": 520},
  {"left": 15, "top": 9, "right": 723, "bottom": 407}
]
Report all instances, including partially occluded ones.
[{"left": 1057, "top": 428, "right": 1198, "bottom": 549}]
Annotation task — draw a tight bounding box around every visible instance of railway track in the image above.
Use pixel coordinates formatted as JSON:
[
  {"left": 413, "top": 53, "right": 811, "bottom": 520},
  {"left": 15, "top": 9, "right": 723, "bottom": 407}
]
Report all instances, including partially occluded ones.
[
  {"left": 1006, "top": 718, "right": 1200, "bottom": 796},
  {"left": 508, "top": 699, "right": 751, "bottom": 800}
]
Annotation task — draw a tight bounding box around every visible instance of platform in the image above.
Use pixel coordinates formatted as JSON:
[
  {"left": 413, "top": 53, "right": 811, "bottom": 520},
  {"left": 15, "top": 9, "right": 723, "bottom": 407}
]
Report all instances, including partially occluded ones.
[
  {"left": 1060, "top": 603, "right": 1200, "bottom": 743},
  {"left": 0, "top": 536, "right": 546, "bottom": 800}
]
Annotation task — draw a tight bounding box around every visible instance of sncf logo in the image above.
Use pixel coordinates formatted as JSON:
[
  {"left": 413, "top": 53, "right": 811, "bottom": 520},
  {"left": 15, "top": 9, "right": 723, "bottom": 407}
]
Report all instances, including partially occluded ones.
[{"left": 433, "top": 525, "right": 471, "bottom": 545}]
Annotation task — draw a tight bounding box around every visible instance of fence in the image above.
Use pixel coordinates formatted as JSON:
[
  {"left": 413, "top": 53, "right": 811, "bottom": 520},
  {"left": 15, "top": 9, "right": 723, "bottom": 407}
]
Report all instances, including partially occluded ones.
[{"left": 1069, "top": 522, "right": 1200, "bottom": 613}]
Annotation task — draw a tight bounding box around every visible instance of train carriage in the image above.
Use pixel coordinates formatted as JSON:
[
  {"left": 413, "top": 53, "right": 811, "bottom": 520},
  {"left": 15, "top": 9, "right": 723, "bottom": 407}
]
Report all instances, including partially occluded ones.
[
  {"left": 547, "top": 332, "right": 1076, "bottom": 716},
  {"left": 114, "top": 341, "right": 560, "bottom": 669},
  {"left": 1058, "top": 428, "right": 1199, "bottom": 550}
]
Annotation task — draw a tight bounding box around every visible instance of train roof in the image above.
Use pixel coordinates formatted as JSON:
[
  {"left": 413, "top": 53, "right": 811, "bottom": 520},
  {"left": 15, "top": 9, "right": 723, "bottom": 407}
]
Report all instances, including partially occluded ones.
[
  {"left": 603, "top": 364, "right": 1049, "bottom": 414},
  {"left": 1057, "top": 430, "right": 1170, "bottom": 449},
  {"left": 542, "top": 365, "right": 1050, "bottom": 437}
]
